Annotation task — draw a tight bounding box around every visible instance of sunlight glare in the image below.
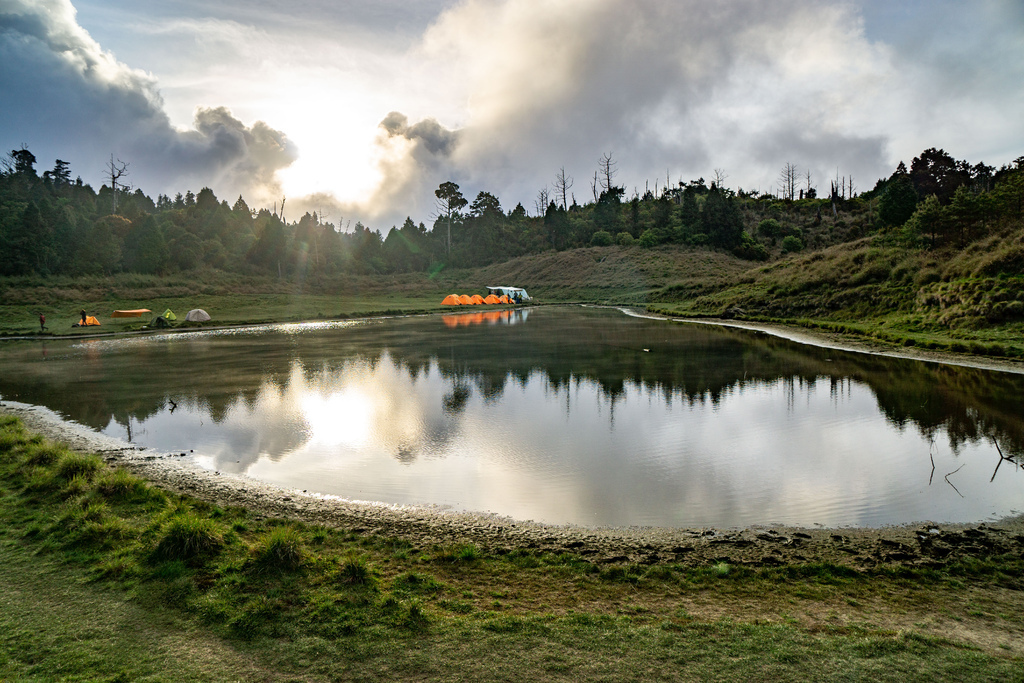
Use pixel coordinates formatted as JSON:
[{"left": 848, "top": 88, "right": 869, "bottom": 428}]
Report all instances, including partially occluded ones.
[{"left": 301, "top": 388, "right": 374, "bottom": 448}]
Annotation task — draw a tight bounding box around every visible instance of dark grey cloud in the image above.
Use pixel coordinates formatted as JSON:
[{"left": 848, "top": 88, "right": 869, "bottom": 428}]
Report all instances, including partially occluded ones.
[
  {"left": 0, "top": 0, "right": 296, "bottom": 202},
  {"left": 380, "top": 111, "right": 459, "bottom": 157}
]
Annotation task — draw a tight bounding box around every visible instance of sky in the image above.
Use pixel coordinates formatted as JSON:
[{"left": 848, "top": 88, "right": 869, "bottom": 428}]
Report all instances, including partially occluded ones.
[{"left": 2, "top": 0, "right": 1023, "bottom": 231}]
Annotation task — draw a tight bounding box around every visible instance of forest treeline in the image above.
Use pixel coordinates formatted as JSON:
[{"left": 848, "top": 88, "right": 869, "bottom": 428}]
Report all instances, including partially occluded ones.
[{"left": 1, "top": 146, "right": 1022, "bottom": 280}]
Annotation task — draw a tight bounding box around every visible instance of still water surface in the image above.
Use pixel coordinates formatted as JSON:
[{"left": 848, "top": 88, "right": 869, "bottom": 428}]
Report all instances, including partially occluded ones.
[{"left": 1, "top": 306, "right": 1022, "bottom": 528}]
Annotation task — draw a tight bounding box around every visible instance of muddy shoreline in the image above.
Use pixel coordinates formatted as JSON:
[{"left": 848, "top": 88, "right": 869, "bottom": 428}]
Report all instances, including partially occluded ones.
[{"left": 3, "top": 315, "right": 1022, "bottom": 569}]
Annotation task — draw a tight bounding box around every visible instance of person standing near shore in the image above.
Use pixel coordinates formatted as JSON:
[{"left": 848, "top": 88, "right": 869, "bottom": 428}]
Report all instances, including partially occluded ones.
[
  {"left": 39, "top": 313, "right": 46, "bottom": 332},
  {"left": 80, "top": 309, "right": 86, "bottom": 325}
]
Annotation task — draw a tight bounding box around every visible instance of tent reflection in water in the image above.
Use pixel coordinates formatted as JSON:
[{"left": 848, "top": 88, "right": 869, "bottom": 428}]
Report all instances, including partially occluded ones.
[{"left": 185, "top": 309, "right": 211, "bottom": 322}]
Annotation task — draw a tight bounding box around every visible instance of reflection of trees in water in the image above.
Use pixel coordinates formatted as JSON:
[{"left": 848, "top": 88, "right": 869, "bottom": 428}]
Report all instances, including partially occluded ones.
[
  {"left": 1, "top": 310, "right": 1022, "bottom": 464},
  {"left": 442, "top": 386, "right": 470, "bottom": 415}
]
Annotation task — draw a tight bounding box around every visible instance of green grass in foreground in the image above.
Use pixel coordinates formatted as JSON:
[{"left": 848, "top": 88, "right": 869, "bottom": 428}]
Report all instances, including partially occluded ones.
[{"left": 1, "top": 415, "right": 1022, "bottom": 681}]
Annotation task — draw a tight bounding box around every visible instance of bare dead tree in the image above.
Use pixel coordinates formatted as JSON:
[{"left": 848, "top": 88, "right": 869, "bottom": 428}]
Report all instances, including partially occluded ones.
[
  {"left": 554, "top": 167, "right": 573, "bottom": 209},
  {"left": 713, "top": 168, "right": 729, "bottom": 188},
  {"left": 805, "top": 168, "right": 813, "bottom": 193},
  {"left": 777, "top": 162, "right": 798, "bottom": 201},
  {"left": 105, "top": 154, "right": 130, "bottom": 213},
  {"left": 591, "top": 171, "right": 599, "bottom": 202},
  {"left": 534, "top": 186, "right": 550, "bottom": 216},
  {"left": 598, "top": 152, "right": 617, "bottom": 192}
]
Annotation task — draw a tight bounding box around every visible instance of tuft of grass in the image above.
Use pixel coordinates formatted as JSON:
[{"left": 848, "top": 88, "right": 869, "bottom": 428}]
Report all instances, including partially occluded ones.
[
  {"left": 152, "top": 512, "right": 225, "bottom": 563},
  {"left": 55, "top": 452, "right": 103, "bottom": 481},
  {"left": 392, "top": 571, "right": 444, "bottom": 595},
  {"left": 309, "top": 525, "right": 329, "bottom": 545},
  {"left": 401, "top": 600, "right": 429, "bottom": 631},
  {"left": 95, "top": 468, "right": 150, "bottom": 501},
  {"left": 253, "top": 527, "right": 306, "bottom": 572},
  {"left": 435, "top": 542, "right": 481, "bottom": 563},
  {"left": 339, "top": 553, "right": 375, "bottom": 586},
  {"left": 229, "top": 596, "right": 278, "bottom": 638},
  {"left": 23, "top": 442, "right": 65, "bottom": 467}
]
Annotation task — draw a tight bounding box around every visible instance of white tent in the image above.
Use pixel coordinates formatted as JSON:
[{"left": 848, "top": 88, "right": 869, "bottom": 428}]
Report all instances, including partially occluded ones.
[{"left": 185, "top": 309, "right": 211, "bottom": 322}]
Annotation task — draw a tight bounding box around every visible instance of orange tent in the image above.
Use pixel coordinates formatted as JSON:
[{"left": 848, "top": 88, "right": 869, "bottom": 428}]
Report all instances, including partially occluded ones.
[
  {"left": 483, "top": 294, "right": 501, "bottom": 304},
  {"left": 111, "top": 309, "right": 151, "bottom": 318},
  {"left": 82, "top": 316, "right": 100, "bottom": 326},
  {"left": 498, "top": 295, "right": 511, "bottom": 304},
  {"left": 458, "top": 294, "right": 474, "bottom": 305},
  {"left": 441, "top": 294, "right": 461, "bottom": 305},
  {"left": 470, "top": 294, "right": 485, "bottom": 304}
]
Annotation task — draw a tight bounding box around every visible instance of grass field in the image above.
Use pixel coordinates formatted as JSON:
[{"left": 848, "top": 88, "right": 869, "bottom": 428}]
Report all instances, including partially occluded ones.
[{"left": 1, "top": 416, "right": 1022, "bottom": 681}]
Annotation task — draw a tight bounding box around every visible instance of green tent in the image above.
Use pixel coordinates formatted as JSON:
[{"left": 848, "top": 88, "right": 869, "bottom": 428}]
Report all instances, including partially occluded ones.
[{"left": 162, "top": 309, "right": 177, "bottom": 321}]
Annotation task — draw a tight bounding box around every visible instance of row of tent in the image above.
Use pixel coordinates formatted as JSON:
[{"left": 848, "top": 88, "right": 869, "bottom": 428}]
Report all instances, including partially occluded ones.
[
  {"left": 147, "top": 308, "right": 212, "bottom": 327},
  {"left": 441, "top": 294, "right": 512, "bottom": 305},
  {"left": 73, "top": 308, "right": 212, "bottom": 327}
]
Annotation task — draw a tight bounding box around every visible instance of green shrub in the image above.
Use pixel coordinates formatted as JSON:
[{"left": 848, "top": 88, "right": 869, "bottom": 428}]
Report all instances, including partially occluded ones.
[
  {"left": 615, "top": 232, "right": 635, "bottom": 246},
  {"left": 757, "top": 218, "right": 784, "bottom": 239},
  {"left": 638, "top": 229, "right": 659, "bottom": 247},
  {"left": 781, "top": 235, "right": 804, "bottom": 253},
  {"left": 733, "top": 232, "right": 769, "bottom": 261},
  {"left": 590, "top": 230, "right": 613, "bottom": 246}
]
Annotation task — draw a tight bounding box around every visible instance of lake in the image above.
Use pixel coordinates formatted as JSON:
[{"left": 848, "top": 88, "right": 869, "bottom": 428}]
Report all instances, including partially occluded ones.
[{"left": 1, "top": 306, "right": 1021, "bottom": 528}]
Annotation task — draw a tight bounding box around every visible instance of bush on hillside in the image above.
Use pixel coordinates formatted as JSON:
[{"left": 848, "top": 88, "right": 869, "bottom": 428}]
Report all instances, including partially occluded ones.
[
  {"left": 781, "top": 236, "right": 804, "bottom": 253},
  {"left": 733, "top": 232, "right": 769, "bottom": 261}
]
